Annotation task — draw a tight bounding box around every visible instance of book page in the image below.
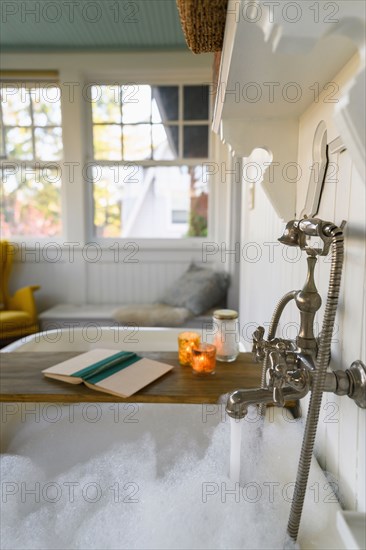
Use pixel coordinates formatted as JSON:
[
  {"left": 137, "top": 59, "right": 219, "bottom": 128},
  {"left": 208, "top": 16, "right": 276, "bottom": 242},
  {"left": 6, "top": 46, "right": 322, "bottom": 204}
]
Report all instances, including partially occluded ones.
[
  {"left": 42, "top": 349, "right": 123, "bottom": 377},
  {"left": 94, "top": 358, "right": 173, "bottom": 397}
]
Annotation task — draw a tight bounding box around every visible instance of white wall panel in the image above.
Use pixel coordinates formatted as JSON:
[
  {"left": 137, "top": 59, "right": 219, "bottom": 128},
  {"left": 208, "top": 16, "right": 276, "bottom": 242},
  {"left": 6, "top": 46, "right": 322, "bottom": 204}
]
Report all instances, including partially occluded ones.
[
  {"left": 239, "top": 70, "right": 365, "bottom": 512},
  {"left": 11, "top": 246, "right": 222, "bottom": 309}
]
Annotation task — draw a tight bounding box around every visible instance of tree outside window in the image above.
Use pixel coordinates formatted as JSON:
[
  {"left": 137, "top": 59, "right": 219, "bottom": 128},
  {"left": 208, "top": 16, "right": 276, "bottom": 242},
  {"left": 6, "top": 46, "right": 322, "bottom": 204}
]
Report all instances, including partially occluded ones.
[{"left": 0, "top": 82, "right": 63, "bottom": 237}]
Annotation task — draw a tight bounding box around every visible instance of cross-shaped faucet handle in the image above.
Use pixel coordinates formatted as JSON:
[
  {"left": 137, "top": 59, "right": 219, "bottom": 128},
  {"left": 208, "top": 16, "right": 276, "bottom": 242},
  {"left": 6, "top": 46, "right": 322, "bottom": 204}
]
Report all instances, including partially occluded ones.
[
  {"left": 267, "top": 350, "right": 288, "bottom": 406},
  {"left": 252, "top": 326, "right": 265, "bottom": 361}
]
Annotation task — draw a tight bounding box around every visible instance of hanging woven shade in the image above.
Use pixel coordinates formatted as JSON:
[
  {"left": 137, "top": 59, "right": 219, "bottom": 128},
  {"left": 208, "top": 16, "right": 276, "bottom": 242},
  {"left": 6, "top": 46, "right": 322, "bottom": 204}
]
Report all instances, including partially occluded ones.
[{"left": 176, "top": 0, "right": 228, "bottom": 54}]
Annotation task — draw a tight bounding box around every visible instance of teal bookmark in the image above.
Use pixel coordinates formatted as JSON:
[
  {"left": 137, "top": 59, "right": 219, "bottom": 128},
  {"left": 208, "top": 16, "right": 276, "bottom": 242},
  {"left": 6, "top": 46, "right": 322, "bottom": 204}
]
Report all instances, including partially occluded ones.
[{"left": 71, "top": 351, "right": 141, "bottom": 384}]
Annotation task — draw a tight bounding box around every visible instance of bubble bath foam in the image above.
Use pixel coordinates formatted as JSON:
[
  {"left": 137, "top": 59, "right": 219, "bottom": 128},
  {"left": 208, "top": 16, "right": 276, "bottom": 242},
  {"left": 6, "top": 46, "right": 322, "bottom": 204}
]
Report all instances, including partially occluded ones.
[{"left": 0, "top": 403, "right": 341, "bottom": 550}]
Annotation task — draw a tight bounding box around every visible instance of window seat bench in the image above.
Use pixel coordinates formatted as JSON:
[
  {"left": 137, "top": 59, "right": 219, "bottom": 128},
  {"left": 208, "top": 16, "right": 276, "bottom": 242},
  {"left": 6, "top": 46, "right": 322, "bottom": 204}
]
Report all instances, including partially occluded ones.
[{"left": 39, "top": 304, "right": 214, "bottom": 331}]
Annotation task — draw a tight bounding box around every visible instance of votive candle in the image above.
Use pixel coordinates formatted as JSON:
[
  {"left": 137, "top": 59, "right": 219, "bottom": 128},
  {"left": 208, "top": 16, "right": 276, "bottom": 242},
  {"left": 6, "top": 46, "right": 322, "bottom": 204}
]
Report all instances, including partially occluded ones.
[
  {"left": 191, "top": 343, "right": 216, "bottom": 375},
  {"left": 178, "top": 331, "right": 201, "bottom": 366}
]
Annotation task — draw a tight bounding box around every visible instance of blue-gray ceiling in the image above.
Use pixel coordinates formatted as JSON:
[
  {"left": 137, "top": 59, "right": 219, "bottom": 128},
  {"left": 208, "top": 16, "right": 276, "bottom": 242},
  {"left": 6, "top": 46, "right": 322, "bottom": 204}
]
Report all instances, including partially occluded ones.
[{"left": 0, "top": 0, "right": 187, "bottom": 52}]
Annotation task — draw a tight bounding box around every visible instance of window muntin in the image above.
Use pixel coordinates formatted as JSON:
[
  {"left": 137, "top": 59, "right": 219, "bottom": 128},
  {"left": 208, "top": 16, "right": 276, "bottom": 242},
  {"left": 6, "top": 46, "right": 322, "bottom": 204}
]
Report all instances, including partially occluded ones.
[
  {"left": 91, "top": 85, "right": 210, "bottom": 161},
  {"left": 1, "top": 85, "right": 62, "bottom": 161},
  {"left": 0, "top": 83, "right": 63, "bottom": 237},
  {"left": 91, "top": 84, "right": 210, "bottom": 238}
]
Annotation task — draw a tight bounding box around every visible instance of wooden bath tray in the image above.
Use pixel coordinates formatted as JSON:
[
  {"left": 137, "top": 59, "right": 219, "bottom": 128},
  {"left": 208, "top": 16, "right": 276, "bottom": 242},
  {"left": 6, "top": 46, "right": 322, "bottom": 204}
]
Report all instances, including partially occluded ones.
[{"left": 0, "top": 351, "right": 261, "bottom": 404}]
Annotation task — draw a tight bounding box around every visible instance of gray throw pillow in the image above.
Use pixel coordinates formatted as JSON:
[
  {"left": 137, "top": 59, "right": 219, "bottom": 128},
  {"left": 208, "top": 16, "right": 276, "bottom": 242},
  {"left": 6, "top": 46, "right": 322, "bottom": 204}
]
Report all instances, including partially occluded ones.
[{"left": 161, "top": 264, "right": 230, "bottom": 315}]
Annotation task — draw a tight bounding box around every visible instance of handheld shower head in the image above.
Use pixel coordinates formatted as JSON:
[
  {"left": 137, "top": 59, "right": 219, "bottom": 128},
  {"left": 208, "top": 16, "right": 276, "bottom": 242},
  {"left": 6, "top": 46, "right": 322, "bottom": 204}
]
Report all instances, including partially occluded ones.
[{"left": 278, "top": 220, "right": 305, "bottom": 248}]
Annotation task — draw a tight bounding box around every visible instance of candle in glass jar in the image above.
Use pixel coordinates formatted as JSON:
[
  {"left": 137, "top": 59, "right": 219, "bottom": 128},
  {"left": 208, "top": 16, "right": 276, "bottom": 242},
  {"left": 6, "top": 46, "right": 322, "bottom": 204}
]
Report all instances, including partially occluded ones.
[
  {"left": 178, "top": 331, "right": 201, "bottom": 366},
  {"left": 191, "top": 343, "right": 216, "bottom": 375},
  {"left": 213, "top": 309, "right": 239, "bottom": 362}
]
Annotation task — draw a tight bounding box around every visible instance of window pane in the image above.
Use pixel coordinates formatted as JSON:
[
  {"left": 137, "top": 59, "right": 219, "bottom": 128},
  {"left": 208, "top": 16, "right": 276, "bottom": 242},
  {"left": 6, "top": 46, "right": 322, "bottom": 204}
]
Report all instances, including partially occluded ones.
[
  {"left": 93, "top": 166, "right": 125, "bottom": 238},
  {"left": 187, "top": 165, "right": 209, "bottom": 237},
  {"left": 152, "top": 86, "right": 178, "bottom": 122},
  {"left": 123, "top": 124, "right": 151, "bottom": 160},
  {"left": 152, "top": 124, "right": 178, "bottom": 160},
  {"left": 122, "top": 85, "right": 151, "bottom": 123},
  {"left": 91, "top": 85, "right": 121, "bottom": 123},
  {"left": 183, "top": 125, "right": 209, "bottom": 158},
  {"left": 32, "top": 87, "right": 62, "bottom": 126},
  {"left": 93, "top": 125, "right": 122, "bottom": 160},
  {"left": 1, "top": 88, "right": 31, "bottom": 126},
  {"left": 5, "top": 127, "right": 33, "bottom": 159},
  {"left": 93, "top": 165, "right": 208, "bottom": 238},
  {"left": 35, "top": 127, "right": 62, "bottom": 160},
  {"left": 0, "top": 126, "right": 5, "bottom": 157},
  {"left": 184, "top": 86, "right": 209, "bottom": 120},
  {"left": 0, "top": 166, "right": 62, "bottom": 237},
  {"left": 172, "top": 210, "right": 189, "bottom": 223}
]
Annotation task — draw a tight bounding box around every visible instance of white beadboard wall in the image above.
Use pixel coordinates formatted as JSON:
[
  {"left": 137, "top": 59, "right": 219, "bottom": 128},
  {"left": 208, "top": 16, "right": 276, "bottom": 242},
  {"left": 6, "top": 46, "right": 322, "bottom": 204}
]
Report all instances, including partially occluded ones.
[
  {"left": 239, "top": 56, "right": 365, "bottom": 512},
  {"left": 11, "top": 248, "right": 221, "bottom": 311}
]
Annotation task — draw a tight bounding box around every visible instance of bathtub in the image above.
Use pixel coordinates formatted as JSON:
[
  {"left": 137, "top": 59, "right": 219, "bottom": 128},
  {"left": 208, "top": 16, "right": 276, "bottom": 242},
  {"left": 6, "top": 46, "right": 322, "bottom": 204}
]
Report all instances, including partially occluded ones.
[
  {"left": 1, "top": 326, "right": 207, "bottom": 353},
  {"left": 0, "top": 329, "right": 346, "bottom": 549}
]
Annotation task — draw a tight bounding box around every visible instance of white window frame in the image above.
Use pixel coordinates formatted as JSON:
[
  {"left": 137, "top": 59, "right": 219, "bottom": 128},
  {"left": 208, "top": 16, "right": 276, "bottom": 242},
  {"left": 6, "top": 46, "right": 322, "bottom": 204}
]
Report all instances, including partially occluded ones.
[
  {"left": 0, "top": 54, "right": 227, "bottom": 251},
  {"left": 0, "top": 78, "right": 65, "bottom": 242},
  {"left": 85, "top": 79, "right": 213, "bottom": 247}
]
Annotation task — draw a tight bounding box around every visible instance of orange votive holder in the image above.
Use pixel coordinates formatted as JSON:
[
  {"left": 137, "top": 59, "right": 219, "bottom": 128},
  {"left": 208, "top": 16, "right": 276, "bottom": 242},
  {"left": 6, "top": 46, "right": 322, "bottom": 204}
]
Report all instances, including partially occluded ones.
[
  {"left": 191, "top": 343, "right": 216, "bottom": 375},
  {"left": 178, "top": 331, "right": 201, "bottom": 366}
]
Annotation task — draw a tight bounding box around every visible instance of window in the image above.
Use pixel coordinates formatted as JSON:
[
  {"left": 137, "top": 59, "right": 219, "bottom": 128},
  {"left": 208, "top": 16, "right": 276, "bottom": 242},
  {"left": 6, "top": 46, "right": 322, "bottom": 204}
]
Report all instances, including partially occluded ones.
[
  {"left": 90, "top": 84, "right": 210, "bottom": 238},
  {"left": 0, "top": 80, "right": 63, "bottom": 237}
]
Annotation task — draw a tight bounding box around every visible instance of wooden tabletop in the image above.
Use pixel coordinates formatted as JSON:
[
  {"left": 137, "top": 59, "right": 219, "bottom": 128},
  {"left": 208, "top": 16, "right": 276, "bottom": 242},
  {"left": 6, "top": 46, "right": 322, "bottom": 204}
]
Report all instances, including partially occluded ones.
[{"left": 0, "top": 351, "right": 261, "bottom": 404}]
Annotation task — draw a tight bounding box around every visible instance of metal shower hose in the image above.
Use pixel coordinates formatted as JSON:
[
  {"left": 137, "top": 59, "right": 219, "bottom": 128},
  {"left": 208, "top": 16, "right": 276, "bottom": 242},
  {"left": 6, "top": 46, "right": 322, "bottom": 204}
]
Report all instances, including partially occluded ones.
[{"left": 287, "top": 224, "right": 344, "bottom": 541}]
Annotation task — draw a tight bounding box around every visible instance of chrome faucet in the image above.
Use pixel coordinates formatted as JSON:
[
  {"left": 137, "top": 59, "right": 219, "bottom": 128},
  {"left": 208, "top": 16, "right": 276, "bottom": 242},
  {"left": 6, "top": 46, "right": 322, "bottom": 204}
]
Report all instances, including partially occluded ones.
[{"left": 226, "top": 217, "right": 366, "bottom": 543}]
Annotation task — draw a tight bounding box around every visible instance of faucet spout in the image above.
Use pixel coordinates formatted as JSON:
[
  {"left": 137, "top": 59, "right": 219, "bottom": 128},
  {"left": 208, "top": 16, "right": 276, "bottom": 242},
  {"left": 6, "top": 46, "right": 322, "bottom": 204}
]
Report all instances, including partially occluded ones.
[{"left": 225, "top": 386, "right": 309, "bottom": 420}]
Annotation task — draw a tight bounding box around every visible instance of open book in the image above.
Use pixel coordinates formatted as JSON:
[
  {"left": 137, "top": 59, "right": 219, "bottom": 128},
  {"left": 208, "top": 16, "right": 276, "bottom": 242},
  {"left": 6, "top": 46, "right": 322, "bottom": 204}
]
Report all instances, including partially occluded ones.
[{"left": 42, "top": 349, "right": 173, "bottom": 398}]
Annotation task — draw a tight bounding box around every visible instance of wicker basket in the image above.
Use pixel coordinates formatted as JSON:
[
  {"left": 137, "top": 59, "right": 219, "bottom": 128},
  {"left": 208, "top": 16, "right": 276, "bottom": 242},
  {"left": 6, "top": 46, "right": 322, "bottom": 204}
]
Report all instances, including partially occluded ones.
[{"left": 176, "top": 0, "right": 228, "bottom": 54}]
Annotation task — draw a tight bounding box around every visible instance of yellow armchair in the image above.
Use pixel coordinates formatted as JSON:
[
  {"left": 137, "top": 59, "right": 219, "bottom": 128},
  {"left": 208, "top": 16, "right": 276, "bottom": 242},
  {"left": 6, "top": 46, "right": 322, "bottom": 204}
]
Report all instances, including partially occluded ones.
[{"left": 0, "top": 241, "right": 40, "bottom": 340}]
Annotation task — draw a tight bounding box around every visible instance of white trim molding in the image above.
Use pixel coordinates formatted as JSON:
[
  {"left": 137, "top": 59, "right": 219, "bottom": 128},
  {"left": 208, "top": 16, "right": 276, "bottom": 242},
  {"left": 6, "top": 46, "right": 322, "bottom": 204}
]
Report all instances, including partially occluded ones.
[{"left": 213, "top": 0, "right": 365, "bottom": 221}]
